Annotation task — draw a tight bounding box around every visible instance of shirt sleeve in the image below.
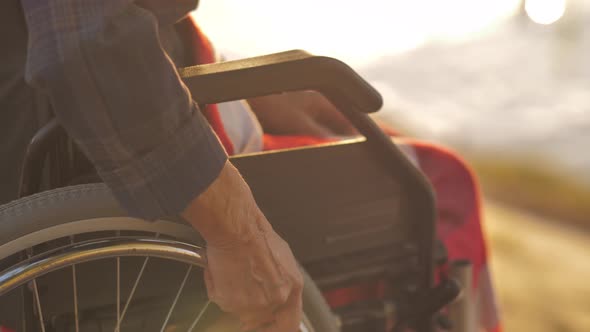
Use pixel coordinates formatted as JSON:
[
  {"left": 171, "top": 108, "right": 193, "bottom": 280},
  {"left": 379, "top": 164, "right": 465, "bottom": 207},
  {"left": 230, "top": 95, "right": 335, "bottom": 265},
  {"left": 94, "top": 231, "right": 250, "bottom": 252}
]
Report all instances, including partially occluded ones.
[{"left": 20, "top": 0, "right": 228, "bottom": 220}]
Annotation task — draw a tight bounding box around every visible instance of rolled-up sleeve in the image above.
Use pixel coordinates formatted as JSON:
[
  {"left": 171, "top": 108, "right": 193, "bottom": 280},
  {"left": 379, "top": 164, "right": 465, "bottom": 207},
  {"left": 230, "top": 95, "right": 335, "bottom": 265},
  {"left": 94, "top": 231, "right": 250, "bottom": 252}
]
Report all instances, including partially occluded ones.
[{"left": 20, "top": 0, "right": 227, "bottom": 220}]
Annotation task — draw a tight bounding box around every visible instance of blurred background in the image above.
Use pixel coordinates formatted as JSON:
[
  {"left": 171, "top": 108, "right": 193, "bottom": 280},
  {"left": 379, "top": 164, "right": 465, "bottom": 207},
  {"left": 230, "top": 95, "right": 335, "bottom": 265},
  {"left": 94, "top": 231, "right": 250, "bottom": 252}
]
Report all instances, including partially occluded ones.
[{"left": 193, "top": 1, "right": 590, "bottom": 331}]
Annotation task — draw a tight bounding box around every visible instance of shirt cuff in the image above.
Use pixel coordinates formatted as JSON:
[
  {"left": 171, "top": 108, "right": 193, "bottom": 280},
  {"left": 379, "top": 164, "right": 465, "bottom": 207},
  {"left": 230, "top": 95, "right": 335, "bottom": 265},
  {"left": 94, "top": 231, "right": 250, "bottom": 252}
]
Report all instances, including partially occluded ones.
[{"left": 97, "top": 110, "right": 228, "bottom": 220}]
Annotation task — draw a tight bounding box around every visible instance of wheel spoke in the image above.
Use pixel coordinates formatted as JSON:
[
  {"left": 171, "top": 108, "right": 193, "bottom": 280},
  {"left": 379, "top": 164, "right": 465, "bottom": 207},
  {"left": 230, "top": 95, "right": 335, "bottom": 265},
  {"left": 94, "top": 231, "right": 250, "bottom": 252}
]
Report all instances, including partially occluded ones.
[
  {"left": 19, "top": 250, "right": 33, "bottom": 332},
  {"left": 114, "top": 234, "right": 159, "bottom": 332},
  {"left": 114, "top": 256, "right": 149, "bottom": 332},
  {"left": 187, "top": 300, "right": 211, "bottom": 332},
  {"left": 160, "top": 265, "right": 192, "bottom": 332},
  {"left": 4, "top": 234, "right": 215, "bottom": 332},
  {"left": 115, "top": 257, "right": 150, "bottom": 332},
  {"left": 31, "top": 279, "right": 46, "bottom": 332},
  {"left": 26, "top": 248, "right": 46, "bottom": 332}
]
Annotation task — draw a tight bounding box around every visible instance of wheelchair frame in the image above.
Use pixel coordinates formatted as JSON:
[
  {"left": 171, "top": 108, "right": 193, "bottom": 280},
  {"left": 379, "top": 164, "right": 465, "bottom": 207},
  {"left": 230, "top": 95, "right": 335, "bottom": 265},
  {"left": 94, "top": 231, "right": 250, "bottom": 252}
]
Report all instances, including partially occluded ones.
[{"left": 14, "top": 50, "right": 460, "bottom": 332}]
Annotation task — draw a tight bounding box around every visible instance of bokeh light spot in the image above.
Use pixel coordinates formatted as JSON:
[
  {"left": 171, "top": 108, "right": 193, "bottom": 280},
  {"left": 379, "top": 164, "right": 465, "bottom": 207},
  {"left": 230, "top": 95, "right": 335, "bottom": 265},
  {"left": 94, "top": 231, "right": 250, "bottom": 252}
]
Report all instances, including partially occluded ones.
[{"left": 525, "top": 0, "right": 566, "bottom": 25}]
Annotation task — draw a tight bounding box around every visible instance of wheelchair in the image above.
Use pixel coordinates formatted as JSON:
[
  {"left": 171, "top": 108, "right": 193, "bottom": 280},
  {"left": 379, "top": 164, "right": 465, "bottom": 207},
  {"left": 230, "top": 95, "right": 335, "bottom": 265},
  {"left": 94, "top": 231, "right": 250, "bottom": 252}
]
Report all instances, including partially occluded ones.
[{"left": 0, "top": 50, "right": 467, "bottom": 331}]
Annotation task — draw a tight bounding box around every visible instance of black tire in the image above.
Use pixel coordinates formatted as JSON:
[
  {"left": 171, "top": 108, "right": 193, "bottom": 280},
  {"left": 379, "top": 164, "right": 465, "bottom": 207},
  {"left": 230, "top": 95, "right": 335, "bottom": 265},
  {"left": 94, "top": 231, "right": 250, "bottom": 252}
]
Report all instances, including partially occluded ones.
[{"left": 0, "top": 184, "right": 339, "bottom": 332}]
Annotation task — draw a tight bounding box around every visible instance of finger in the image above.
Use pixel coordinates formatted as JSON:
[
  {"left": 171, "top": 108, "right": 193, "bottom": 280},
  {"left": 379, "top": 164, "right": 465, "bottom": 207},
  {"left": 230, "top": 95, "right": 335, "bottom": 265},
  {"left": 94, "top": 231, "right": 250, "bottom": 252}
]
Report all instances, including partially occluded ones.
[
  {"left": 312, "top": 97, "right": 357, "bottom": 135},
  {"left": 239, "top": 311, "right": 275, "bottom": 332},
  {"left": 239, "top": 308, "right": 276, "bottom": 331},
  {"left": 261, "top": 289, "right": 303, "bottom": 332},
  {"left": 317, "top": 109, "right": 357, "bottom": 135},
  {"left": 261, "top": 278, "right": 291, "bottom": 308},
  {"left": 297, "top": 116, "right": 334, "bottom": 137},
  {"left": 251, "top": 235, "right": 297, "bottom": 306},
  {"left": 328, "top": 119, "right": 357, "bottom": 136},
  {"left": 239, "top": 309, "right": 274, "bottom": 322}
]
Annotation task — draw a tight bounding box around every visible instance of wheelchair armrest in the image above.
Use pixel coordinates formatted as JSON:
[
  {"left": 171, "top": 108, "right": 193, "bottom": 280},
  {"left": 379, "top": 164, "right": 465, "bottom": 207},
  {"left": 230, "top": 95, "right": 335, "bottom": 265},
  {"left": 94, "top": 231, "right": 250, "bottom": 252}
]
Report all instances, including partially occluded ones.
[{"left": 178, "top": 50, "right": 382, "bottom": 113}]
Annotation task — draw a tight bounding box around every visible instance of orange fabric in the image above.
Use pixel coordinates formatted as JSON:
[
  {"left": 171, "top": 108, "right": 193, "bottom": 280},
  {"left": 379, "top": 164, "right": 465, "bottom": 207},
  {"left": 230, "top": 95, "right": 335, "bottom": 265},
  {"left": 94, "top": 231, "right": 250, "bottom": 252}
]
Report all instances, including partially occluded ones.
[
  {"left": 322, "top": 279, "right": 389, "bottom": 309},
  {"left": 390, "top": 137, "right": 500, "bottom": 332},
  {"left": 262, "top": 134, "right": 336, "bottom": 151}
]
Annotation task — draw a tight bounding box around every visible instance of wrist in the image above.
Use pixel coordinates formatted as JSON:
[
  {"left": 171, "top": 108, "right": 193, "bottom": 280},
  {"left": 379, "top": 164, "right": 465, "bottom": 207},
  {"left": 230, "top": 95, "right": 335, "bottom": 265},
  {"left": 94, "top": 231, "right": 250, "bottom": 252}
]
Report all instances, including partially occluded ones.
[{"left": 181, "top": 160, "right": 265, "bottom": 247}]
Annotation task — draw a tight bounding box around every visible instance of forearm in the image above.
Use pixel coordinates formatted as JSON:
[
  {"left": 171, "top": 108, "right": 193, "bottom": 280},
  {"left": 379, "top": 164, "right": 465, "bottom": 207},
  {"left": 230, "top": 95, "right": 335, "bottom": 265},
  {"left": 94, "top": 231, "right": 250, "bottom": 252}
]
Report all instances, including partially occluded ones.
[{"left": 21, "top": 0, "right": 227, "bottom": 220}]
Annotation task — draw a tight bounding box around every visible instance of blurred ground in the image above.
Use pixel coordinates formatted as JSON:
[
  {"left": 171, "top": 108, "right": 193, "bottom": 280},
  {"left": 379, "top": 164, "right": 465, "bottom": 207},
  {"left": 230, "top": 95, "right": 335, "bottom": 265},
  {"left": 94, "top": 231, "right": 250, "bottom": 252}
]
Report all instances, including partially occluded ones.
[
  {"left": 484, "top": 200, "right": 590, "bottom": 332},
  {"left": 471, "top": 158, "right": 590, "bottom": 230}
]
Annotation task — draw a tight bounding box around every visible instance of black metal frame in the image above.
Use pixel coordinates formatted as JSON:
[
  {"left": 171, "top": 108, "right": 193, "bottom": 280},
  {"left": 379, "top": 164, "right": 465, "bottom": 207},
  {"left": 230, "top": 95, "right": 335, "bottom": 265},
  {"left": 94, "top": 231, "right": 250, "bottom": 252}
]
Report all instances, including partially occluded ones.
[
  {"left": 16, "top": 50, "right": 457, "bottom": 332},
  {"left": 17, "top": 118, "right": 93, "bottom": 199}
]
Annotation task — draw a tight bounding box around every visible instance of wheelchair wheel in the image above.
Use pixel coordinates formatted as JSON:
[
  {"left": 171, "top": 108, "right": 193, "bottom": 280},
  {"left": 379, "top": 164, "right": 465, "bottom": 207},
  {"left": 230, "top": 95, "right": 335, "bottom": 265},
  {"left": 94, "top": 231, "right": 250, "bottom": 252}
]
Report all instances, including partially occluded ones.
[{"left": 0, "top": 184, "right": 338, "bottom": 332}]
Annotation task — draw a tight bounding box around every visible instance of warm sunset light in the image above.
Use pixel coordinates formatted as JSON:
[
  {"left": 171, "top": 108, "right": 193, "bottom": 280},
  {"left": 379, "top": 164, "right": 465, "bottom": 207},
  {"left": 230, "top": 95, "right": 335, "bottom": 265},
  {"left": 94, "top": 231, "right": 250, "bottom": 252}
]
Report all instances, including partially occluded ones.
[
  {"left": 525, "top": 0, "right": 567, "bottom": 25},
  {"left": 193, "top": 0, "right": 521, "bottom": 65}
]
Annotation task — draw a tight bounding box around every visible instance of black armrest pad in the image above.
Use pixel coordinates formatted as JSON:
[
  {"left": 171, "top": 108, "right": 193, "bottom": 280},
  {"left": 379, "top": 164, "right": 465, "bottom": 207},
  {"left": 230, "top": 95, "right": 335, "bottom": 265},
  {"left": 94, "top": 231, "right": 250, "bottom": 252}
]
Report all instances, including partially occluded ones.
[{"left": 179, "top": 50, "right": 382, "bottom": 113}]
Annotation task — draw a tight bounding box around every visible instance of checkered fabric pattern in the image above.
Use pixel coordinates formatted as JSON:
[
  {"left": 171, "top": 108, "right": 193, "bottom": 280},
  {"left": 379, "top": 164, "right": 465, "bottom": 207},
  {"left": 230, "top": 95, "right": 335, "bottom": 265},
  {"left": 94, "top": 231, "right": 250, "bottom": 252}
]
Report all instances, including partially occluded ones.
[{"left": 19, "top": 0, "right": 227, "bottom": 220}]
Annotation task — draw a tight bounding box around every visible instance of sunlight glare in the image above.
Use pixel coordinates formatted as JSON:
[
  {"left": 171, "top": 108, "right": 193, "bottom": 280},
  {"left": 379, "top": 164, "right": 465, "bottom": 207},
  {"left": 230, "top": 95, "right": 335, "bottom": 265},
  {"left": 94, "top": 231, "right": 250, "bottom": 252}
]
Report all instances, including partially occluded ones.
[
  {"left": 194, "top": 0, "right": 521, "bottom": 66},
  {"left": 525, "top": 0, "right": 567, "bottom": 25}
]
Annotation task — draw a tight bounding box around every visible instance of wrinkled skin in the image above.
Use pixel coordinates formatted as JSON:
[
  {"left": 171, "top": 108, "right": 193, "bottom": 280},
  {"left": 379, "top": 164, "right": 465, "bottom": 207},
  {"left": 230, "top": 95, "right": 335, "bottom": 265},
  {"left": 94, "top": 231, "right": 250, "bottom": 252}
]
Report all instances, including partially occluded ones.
[{"left": 182, "top": 161, "right": 303, "bottom": 332}]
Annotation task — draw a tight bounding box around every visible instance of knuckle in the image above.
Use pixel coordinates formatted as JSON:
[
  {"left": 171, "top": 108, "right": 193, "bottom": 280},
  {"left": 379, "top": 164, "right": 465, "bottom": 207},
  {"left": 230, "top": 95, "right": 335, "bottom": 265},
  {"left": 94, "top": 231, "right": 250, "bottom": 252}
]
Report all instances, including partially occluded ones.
[
  {"left": 269, "top": 286, "right": 290, "bottom": 305},
  {"left": 214, "top": 290, "right": 247, "bottom": 313},
  {"left": 293, "top": 275, "right": 304, "bottom": 290},
  {"left": 214, "top": 297, "right": 234, "bottom": 312},
  {"left": 253, "top": 293, "right": 271, "bottom": 310}
]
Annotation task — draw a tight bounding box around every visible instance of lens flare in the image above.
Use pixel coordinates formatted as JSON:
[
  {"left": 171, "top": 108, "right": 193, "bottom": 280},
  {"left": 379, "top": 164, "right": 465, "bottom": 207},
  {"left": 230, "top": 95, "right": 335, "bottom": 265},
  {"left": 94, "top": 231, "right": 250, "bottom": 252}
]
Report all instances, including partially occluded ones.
[{"left": 525, "top": 0, "right": 566, "bottom": 25}]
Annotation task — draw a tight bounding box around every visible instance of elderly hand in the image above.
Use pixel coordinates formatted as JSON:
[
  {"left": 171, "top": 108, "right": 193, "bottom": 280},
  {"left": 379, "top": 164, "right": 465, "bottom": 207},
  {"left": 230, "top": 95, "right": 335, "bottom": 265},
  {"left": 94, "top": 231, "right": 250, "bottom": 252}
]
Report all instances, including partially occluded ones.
[
  {"left": 182, "top": 161, "right": 303, "bottom": 332},
  {"left": 248, "top": 91, "right": 357, "bottom": 137}
]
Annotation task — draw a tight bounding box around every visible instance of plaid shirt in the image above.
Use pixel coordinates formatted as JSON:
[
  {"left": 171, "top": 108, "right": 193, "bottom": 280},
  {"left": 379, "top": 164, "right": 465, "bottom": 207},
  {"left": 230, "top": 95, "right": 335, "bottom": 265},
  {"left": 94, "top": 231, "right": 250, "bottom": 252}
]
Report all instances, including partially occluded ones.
[{"left": 19, "top": 0, "right": 227, "bottom": 220}]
